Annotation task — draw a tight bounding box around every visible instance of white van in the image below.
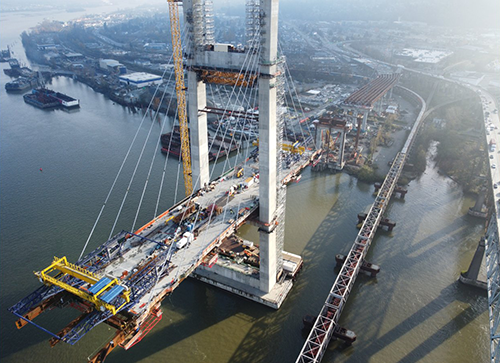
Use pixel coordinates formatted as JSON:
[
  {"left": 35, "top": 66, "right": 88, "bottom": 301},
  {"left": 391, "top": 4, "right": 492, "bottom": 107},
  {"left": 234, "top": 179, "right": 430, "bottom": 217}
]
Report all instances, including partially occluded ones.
[
  {"left": 176, "top": 237, "right": 188, "bottom": 249},
  {"left": 176, "top": 232, "right": 194, "bottom": 250}
]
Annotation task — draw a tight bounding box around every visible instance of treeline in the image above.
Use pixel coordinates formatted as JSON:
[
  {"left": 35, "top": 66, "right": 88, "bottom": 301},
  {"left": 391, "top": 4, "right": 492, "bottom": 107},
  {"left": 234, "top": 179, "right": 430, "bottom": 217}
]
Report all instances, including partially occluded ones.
[{"left": 408, "top": 100, "right": 486, "bottom": 192}]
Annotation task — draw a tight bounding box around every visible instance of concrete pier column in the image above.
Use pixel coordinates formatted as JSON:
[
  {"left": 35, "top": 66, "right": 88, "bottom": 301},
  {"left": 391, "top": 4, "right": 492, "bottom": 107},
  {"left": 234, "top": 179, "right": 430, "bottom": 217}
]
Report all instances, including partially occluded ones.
[
  {"left": 183, "top": 0, "right": 210, "bottom": 191},
  {"left": 258, "top": 0, "right": 280, "bottom": 293},
  {"left": 465, "top": 238, "right": 485, "bottom": 280},
  {"left": 187, "top": 71, "right": 209, "bottom": 190},
  {"left": 259, "top": 229, "right": 277, "bottom": 292},
  {"left": 472, "top": 188, "right": 487, "bottom": 213},
  {"left": 315, "top": 128, "right": 323, "bottom": 149},
  {"left": 258, "top": 75, "right": 277, "bottom": 224},
  {"left": 338, "top": 130, "right": 346, "bottom": 170},
  {"left": 361, "top": 111, "right": 368, "bottom": 131},
  {"left": 350, "top": 111, "right": 357, "bottom": 130},
  {"left": 459, "top": 238, "right": 487, "bottom": 290}
]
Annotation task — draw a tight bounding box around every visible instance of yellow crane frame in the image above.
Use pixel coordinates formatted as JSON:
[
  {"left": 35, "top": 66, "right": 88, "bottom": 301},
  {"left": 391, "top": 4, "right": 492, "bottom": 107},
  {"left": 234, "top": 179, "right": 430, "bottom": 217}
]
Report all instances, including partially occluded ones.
[
  {"left": 35, "top": 256, "right": 130, "bottom": 315},
  {"left": 252, "top": 139, "right": 305, "bottom": 154},
  {"left": 168, "top": 0, "right": 193, "bottom": 196}
]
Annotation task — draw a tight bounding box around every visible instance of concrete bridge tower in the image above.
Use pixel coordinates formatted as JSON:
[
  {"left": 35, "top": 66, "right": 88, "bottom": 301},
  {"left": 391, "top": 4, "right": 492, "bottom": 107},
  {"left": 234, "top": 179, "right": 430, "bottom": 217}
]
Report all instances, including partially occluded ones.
[
  {"left": 183, "top": 0, "right": 285, "bottom": 294},
  {"left": 183, "top": 0, "right": 213, "bottom": 191},
  {"left": 257, "top": 0, "right": 281, "bottom": 292}
]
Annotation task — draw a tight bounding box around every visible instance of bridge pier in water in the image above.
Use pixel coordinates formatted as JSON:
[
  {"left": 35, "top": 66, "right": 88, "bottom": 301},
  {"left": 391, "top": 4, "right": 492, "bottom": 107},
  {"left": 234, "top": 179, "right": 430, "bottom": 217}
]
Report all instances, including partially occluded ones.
[
  {"left": 302, "top": 315, "right": 357, "bottom": 346},
  {"left": 459, "top": 237, "right": 487, "bottom": 290},
  {"left": 467, "top": 187, "right": 488, "bottom": 218},
  {"left": 375, "top": 182, "right": 407, "bottom": 198},
  {"left": 182, "top": 0, "right": 296, "bottom": 308},
  {"left": 357, "top": 212, "right": 396, "bottom": 232},
  {"left": 335, "top": 254, "right": 380, "bottom": 277}
]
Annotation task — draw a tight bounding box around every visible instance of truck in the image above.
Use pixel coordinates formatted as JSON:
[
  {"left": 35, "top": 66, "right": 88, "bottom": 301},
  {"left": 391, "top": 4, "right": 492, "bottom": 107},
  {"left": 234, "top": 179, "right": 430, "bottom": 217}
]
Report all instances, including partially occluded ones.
[
  {"left": 176, "top": 232, "right": 194, "bottom": 250},
  {"left": 490, "top": 139, "right": 496, "bottom": 152}
]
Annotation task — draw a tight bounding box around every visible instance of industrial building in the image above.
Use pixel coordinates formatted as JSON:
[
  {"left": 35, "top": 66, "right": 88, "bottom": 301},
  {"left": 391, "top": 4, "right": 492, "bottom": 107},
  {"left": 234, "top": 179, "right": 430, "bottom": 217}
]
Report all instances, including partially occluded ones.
[
  {"left": 99, "top": 58, "right": 127, "bottom": 74},
  {"left": 119, "top": 72, "right": 163, "bottom": 88}
]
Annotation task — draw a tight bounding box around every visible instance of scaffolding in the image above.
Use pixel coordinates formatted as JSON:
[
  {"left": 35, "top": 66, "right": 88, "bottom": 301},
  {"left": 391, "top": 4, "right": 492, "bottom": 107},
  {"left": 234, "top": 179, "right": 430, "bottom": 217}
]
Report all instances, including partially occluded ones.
[
  {"left": 184, "top": 0, "right": 214, "bottom": 59},
  {"left": 275, "top": 57, "right": 286, "bottom": 277},
  {"left": 246, "top": 0, "right": 261, "bottom": 49}
]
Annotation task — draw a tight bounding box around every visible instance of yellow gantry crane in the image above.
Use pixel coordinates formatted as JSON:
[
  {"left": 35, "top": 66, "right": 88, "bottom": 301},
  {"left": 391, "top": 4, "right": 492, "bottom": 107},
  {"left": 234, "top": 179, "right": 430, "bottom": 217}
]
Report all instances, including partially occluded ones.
[{"left": 168, "top": 0, "right": 193, "bottom": 196}]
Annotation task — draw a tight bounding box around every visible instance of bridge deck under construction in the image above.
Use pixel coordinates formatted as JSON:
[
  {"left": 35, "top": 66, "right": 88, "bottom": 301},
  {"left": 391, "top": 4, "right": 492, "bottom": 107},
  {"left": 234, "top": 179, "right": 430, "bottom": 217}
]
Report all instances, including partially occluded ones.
[
  {"left": 10, "top": 148, "right": 317, "bottom": 359},
  {"left": 343, "top": 74, "right": 400, "bottom": 108}
]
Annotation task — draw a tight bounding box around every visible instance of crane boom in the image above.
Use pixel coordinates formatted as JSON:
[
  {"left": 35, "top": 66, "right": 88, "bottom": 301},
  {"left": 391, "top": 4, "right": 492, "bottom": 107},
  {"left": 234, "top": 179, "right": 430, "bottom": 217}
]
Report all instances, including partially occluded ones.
[{"left": 168, "top": 0, "right": 193, "bottom": 196}]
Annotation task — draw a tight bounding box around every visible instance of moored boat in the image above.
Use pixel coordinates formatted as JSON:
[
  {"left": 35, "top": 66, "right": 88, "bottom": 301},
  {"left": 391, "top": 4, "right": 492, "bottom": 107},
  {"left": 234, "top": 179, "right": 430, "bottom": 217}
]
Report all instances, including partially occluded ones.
[
  {"left": 23, "top": 91, "right": 60, "bottom": 109},
  {"left": 50, "top": 90, "right": 80, "bottom": 109},
  {"left": 23, "top": 88, "right": 80, "bottom": 109},
  {"left": 0, "top": 48, "right": 11, "bottom": 62},
  {"left": 5, "top": 77, "right": 36, "bottom": 92}
]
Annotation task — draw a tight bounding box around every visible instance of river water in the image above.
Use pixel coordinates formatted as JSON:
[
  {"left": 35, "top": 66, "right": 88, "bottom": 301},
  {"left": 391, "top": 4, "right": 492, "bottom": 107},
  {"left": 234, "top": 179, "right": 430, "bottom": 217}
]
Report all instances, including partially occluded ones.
[{"left": 0, "top": 9, "right": 489, "bottom": 363}]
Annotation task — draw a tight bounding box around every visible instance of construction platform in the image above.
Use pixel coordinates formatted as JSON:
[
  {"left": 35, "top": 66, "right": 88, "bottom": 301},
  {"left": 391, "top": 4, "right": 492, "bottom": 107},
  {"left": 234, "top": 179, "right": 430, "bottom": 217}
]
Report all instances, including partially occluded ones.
[{"left": 193, "top": 248, "right": 303, "bottom": 309}]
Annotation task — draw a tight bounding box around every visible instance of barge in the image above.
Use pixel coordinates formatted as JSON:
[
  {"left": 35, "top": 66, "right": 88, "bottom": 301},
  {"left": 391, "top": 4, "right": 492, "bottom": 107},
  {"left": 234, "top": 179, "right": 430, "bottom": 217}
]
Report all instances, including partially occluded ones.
[
  {"left": 161, "top": 127, "right": 240, "bottom": 161},
  {"left": 0, "top": 48, "right": 11, "bottom": 62},
  {"left": 23, "top": 88, "right": 80, "bottom": 109},
  {"left": 49, "top": 90, "right": 80, "bottom": 109},
  {"left": 23, "top": 90, "right": 60, "bottom": 109}
]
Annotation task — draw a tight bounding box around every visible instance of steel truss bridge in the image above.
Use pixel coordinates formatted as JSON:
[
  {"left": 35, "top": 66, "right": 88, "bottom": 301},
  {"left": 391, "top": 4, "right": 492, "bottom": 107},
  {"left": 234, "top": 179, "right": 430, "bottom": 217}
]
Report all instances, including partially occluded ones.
[
  {"left": 368, "top": 57, "right": 500, "bottom": 363},
  {"left": 296, "top": 87, "right": 426, "bottom": 363},
  {"left": 486, "top": 213, "right": 500, "bottom": 363}
]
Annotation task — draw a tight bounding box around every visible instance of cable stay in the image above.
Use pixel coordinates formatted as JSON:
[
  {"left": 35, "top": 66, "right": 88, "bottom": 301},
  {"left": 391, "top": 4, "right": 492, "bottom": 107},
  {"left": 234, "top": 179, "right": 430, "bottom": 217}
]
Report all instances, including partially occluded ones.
[
  {"left": 131, "top": 85, "right": 172, "bottom": 232},
  {"left": 79, "top": 54, "right": 175, "bottom": 260},
  {"left": 10, "top": 3, "right": 325, "bottom": 360}
]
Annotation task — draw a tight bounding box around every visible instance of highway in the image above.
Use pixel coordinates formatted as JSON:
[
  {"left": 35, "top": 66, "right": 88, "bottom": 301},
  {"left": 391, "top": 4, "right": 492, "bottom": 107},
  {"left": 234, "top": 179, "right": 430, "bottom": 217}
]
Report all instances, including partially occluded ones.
[
  {"left": 480, "top": 90, "right": 500, "bottom": 189},
  {"left": 477, "top": 88, "right": 500, "bottom": 363}
]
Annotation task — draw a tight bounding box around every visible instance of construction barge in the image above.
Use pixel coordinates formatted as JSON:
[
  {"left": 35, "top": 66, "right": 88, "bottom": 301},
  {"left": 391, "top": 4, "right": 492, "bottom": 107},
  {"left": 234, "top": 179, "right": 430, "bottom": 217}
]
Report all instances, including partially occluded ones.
[
  {"left": 23, "top": 88, "right": 80, "bottom": 109},
  {"left": 160, "top": 127, "right": 241, "bottom": 161},
  {"left": 3, "top": 58, "right": 34, "bottom": 78},
  {"left": 9, "top": 147, "right": 318, "bottom": 362}
]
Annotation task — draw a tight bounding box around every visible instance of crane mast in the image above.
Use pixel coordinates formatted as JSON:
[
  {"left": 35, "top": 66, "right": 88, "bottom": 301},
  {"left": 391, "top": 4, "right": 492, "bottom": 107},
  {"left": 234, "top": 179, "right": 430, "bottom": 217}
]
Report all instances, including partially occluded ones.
[{"left": 168, "top": 0, "right": 193, "bottom": 196}]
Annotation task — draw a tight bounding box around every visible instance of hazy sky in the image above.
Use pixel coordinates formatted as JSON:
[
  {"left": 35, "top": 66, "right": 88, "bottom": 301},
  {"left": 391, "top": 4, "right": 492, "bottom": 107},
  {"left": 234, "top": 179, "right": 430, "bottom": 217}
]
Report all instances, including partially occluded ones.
[{"left": 1, "top": 0, "right": 499, "bottom": 29}]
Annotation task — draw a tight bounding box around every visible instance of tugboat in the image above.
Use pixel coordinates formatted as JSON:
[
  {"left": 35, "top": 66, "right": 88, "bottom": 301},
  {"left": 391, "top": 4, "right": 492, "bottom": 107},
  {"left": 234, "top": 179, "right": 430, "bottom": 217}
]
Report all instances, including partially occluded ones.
[
  {"left": 0, "top": 48, "right": 11, "bottom": 62},
  {"left": 4, "top": 58, "right": 34, "bottom": 78},
  {"left": 5, "top": 77, "right": 37, "bottom": 92}
]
